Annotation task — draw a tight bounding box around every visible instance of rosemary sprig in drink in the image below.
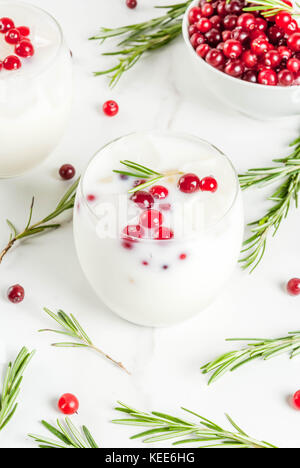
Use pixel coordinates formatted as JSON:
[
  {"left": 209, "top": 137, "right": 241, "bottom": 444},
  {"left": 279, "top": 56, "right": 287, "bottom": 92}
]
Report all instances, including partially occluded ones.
[
  {"left": 0, "top": 179, "right": 79, "bottom": 264},
  {"left": 40, "top": 308, "right": 130, "bottom": 374},
  {"left": 239, "top": 136, "right": 300, "bottom": 272},
  {"left": 201, "top": 330, "right": 300, "bottom": 384},
  {"left": 113, "top": 160, "right": 183, "bottom": 193},
  {"left": 0, "top": 347, "right": 35, "bottom": 431},
  {"left": 29, "top": 417, "right": 99, "bottom": 448},
  {"left": 112, "top": 401, "right": 276, "bottom": 448}
]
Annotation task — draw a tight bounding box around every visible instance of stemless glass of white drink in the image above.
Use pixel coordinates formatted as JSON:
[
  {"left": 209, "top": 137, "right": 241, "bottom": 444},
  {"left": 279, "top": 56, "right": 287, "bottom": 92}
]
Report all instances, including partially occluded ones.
[
  {"left": 74, "top": 132, "right": 244, "bottom": 327},
  {"left": 0, "top": 1, "right": 72, "bottom": 177}
]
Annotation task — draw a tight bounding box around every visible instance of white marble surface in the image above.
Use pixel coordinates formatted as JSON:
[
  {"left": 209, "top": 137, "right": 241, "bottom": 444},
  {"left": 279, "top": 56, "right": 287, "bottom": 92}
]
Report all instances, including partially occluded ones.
[{"left": 0, "top": 0, "right": 300, "bottom": 449}]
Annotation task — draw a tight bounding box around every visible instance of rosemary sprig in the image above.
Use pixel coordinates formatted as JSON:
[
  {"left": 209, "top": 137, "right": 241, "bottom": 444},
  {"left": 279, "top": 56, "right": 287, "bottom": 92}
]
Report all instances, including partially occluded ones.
[
  {"left": 112, "top": 402, "right": 276, "bottom": 448},
  {"left": 40, "top": 308, "right": 130, "bottom": 375},
  {"left": 113, "top": 160, "right": 183, "bottom": 193},
  {"left": 0, "top": 347, "right": 35, "bottom": 431},
  {"left": 0, "top": 179, "right": 79, "bottom": 264},
  {"left": 29, "top": 417, "right": 99, "bottom": 448},
  {"left": 201, "top": 330, "right": 300, "bottom": 384},
  {"left": 239, "top": 136, "right": 300, "bottom": 272},
  {"left": 244, "top": 0, "right": 299, "bottom": 17},
  {"left": 90, "top": 2, "right": 192, "bottom": 87}
]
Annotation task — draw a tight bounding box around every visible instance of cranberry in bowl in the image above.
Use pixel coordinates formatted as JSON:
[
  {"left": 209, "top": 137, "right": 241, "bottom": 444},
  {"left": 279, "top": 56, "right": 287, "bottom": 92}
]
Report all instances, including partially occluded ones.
[
  {"left": 73, "top": 131, "right": 244, "bottom": 327},
  {"left": 183, "top": 0, "right": 300, "bottom": 119}
]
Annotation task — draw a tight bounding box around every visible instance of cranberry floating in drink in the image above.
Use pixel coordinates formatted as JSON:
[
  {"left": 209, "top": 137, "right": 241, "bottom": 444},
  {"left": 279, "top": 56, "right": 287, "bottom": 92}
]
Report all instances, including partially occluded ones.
[{"left": 73, "top": 132, "right": 244, "bottom": 327}]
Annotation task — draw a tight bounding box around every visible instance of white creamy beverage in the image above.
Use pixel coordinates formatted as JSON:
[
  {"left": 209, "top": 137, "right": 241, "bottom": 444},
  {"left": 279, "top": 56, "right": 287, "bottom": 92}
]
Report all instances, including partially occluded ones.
[
  {"left": 74, "top": 132, "right": 244, "bottom": 327},
  {"left": 0, "top": 1, "right": 72, "bottom": 177}
]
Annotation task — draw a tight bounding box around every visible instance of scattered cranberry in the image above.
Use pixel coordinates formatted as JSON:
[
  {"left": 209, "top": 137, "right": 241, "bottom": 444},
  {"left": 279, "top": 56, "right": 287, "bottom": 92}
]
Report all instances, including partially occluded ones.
[
  {"left": 149, "top": 185, "right": 169, "bottom": 200},
  {"left": 103, "top": 100, "right": 119, "bottom": 117},
  {"left": 7, "top": 284, "right": 25, "bottom": 304},
  {"left": 223, "top": 39, "right": 242, "bottom": 58},
  {"left": 258, "top": 68, "right": 278, "bottom": 85},
  {"left": 132, "top": 179, "right": 147, "bottom": 189},
  {"left": 200, "top": 176, "right": 218, "bottom": 192},
  {"left": 5, "top": 28, "right": 21, "bottom": 45},
  {"left": 87, "top": 194, "right": 96, "bottom": 202},
  {"left": 15, "top": 40, "right": 34, "bottom": 58},
  {"left": 162, "top": 265, "right": 169, "bottom": 270},
  {"left": 188, "top": 7, "right": 202, "bottom": 24},
  {"left": 59, "top": 164, "right": 76, "bottom": 180},
  {"left": 206, "top": 48, "right": 224, "bottom": 67},
  {"left": 142, "top": 261, "right": 149, "bottom": 266},
  {"left": 126, "top": 0, "right": 137, "bottom": 8},
  {"left": 287, "top": 278, "right": 300, "bottom": 296},
  {"left": 123, "top": 224, "right": 145, "bottom": 240},
  {"left": 58, "top": 393, "right": 79, "bottom": 415},
  {"left": 139, "top": 210, "right": 163, "bottom": 229},
  {"left": 153, "top": 227, "right": 174, "bottom": 240},
  {"left": 179, "top": 253, "right": 187, "bottom": 260},
  {"left": 178, "top": 173, "right": 200, "bottom": 193},
  {"left": 17, "top": 26, "right": 30, "bottom": 37},
  {"left": 278, "top": 69, "right": 294, "bottom": 85},
  {"left": 130, "top": 190, "right": 154, "bottom": 209},
  {"left": 3, "top": 55, "right": 21, "bottom": 70},
  {"left": 0, "top": 17, "right": 14, "bottom": 33},
  {"left": 293, "top": 390, "right": 300, "bottom": 409}
]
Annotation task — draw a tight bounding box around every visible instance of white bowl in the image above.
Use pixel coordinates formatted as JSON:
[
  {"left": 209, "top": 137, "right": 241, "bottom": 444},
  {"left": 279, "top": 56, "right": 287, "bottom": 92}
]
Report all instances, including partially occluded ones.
[{"left": 182, "top": 0, "right": 300, "bottom": 119}]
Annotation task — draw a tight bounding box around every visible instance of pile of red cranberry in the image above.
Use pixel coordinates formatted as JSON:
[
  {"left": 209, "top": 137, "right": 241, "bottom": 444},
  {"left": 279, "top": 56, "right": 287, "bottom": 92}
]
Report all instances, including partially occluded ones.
[
  {"left": 121, "top": 172, "right": 218, "bottom": 247},
  {"left": 0, "top": 17, "right": 34, "bottom": 71},
  {"left": 188, "top": 0, "right": 300, "bottom": 86}
]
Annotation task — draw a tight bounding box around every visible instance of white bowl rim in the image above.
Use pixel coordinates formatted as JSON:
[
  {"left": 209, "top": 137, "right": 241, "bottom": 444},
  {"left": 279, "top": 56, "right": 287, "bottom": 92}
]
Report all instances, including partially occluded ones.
[{"left": 182, "top": 0, "right": 299, "bottom": 92}]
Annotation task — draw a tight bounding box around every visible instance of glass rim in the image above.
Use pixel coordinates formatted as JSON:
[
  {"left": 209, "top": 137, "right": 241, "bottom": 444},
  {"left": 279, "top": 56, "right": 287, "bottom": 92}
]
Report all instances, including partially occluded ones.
[
  {"left": 79, "top": 130, "right": 241, "bottom": 240},
  {"left": 0, "top": 0, "right": 64, "bottom": 81}
]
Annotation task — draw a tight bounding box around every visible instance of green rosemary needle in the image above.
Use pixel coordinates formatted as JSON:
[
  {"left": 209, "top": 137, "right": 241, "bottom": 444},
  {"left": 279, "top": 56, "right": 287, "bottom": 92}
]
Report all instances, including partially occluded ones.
[
  {"left": 40, "top": 308, "right": 130, "bottom": 374},
  {"left": 0, "top": 347, "right": 35, "bottom": 431},
  {"left": 0, "top": 179, "right": 79, "bottom": 264},
  {"left": 112, "top": 402, "right": 277, "bottom": 448},
  {"left": 201, "top": 330, "right": 300, "bottom": 384},
  {"left": 29, "top": 417, "right": 99, "bottom": 448}
]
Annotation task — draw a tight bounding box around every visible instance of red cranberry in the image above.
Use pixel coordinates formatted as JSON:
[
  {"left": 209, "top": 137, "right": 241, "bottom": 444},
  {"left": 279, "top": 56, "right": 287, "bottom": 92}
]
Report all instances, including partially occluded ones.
[
  {"left": 242, "top": 50, "right": 258, "bottom": 68},
  {"left": 123, "top": 224, "right": 145, "bottom": 240},
  {"left": 200, "top": 176, "right": 218, "bottom": 192},
  {"left": 189, "top": 24, "right": 198, "bottom": 36},
  {"left": 278, "top": 69, "right": 294, "bottom": 85},
  {"left": 255, "top": 17, "right": 267, "bottom": 32},
  {"left": 197, "top": 17, "right": 213, "bottom": 33},
  {"left": 293, "top": 390, "right": 300, "bottom": 409},
  {"left": 251, "top": 37, "right": 269, "bottom": 55},
  {"left": 178, "top": 173, "right": 201, "bottom": 193},
  {"left": 243, "top": 70, "right": 258, "bottom": 82},
  {"left": 217, "top": 1, "right": 227, "bottom": 16},
  {"left": 17, "top": 26, "right": 30, "bottom": 37},
  {"left": 205, "top": 48, "right": 225, "bottom": 68},
  {"left": 263, "top": 50, "right": 281, "bottom": 68},
  {"left": 58, "top": 394, "right": 79, "bottom": 415},
  {"left": 140, "top": 210, "right": 163, "bottom": 229},
  {"left": 59, "top": 164, "right": 76, "bottom": 180},
  {"left": 0, "top": 61, "right": 2, "bottom": 71},
  {"left": 211, "top": 15, "right": 222, "bottom": 29},
  {"left": 149, "top": 185, "right": 168, "bottom": 199},
  {"left": 7, "top": 284, "right": 25, "bottom": 304},
  {"left": 287, "top": 33, "right": 300, "bottom": 52},
  {"left": 237, "top": 13, "right": 256, "bottom": 31},
  {"left": 287, "top": 58, "right": 300, "bottom": 73},
  {"left": 223, "top": 39, "right": 242, "bottom": 58},
  {"left": 103, "top": 100, "right": 119, "bottom": 116},
  {"left": 222, "top": 30, "right": 232, "bottom": 41},
  {"left": 142, "top": 260, "right": 149, "bottom": 266},
  {"left": 285, "top": 19, "right": 298, "bottom": 35},
  {"left": 278, "top": 45, "right": 292, "bottom": 60},
  {"left": 188, "top": 7, "right": 202, "bottom": 24},
  {"left": 267, "top": 25, "right": 284, "bottom": 44},
  {"left": 179, "top": 253, "right": 187, "bottom": 260},
  {"left": 0, "top": 17, "right": 14, "bottom": 33},
  {"left": 232, "top": 27, "right": 250, "bottom": 46},
  {"left": 225, "top": 59, "right": 244, "bottom": 76},
  {"left": 196, "top": 43, "right": 210, "bottom": 57},
  {"left": 3, "top": 55, "right": 21, "bottom": 70},
  {"left": 132, "top": 179, "right": 146, "bottom": 189},
  {"left": 202, "top": 3, "right": 214, "bottom": 17},
  {"left": 225, "top": 0, "right": 244, "bottom": 14},
  {"left": 15, "top": 40, "right": 34, "bottom": 58},
  {"left": 275, "top": 11, "right": 292, "bottom": 30},
  {"left": 153, "top": 227, "right": 174, "bottom": 240},
  {"left": 190, "top": 32, "right": 205, "bottom": 48},
  {"left": 205, "top": 28, "right": 222, "bottom": 46},
  {"left": 130, "top": 190, "right": 154, "bottom": 209},
  {"left": 258, "top": 68, "right": 278, "bottom": 85},
  {"left": 223, "top": 14, "right": 238, "bottom": 30},
  {"left": 287, "top": 278, "right": 300, "bottom": 296},
  {"left": 5, "top": 28, "right": 21, "bottom": 45},
  {"left": 86, "top": 194, "right": 96, "bottom": 202},
  {"left": 217, "top": 42, "right": 225, "bottom": 51}
]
